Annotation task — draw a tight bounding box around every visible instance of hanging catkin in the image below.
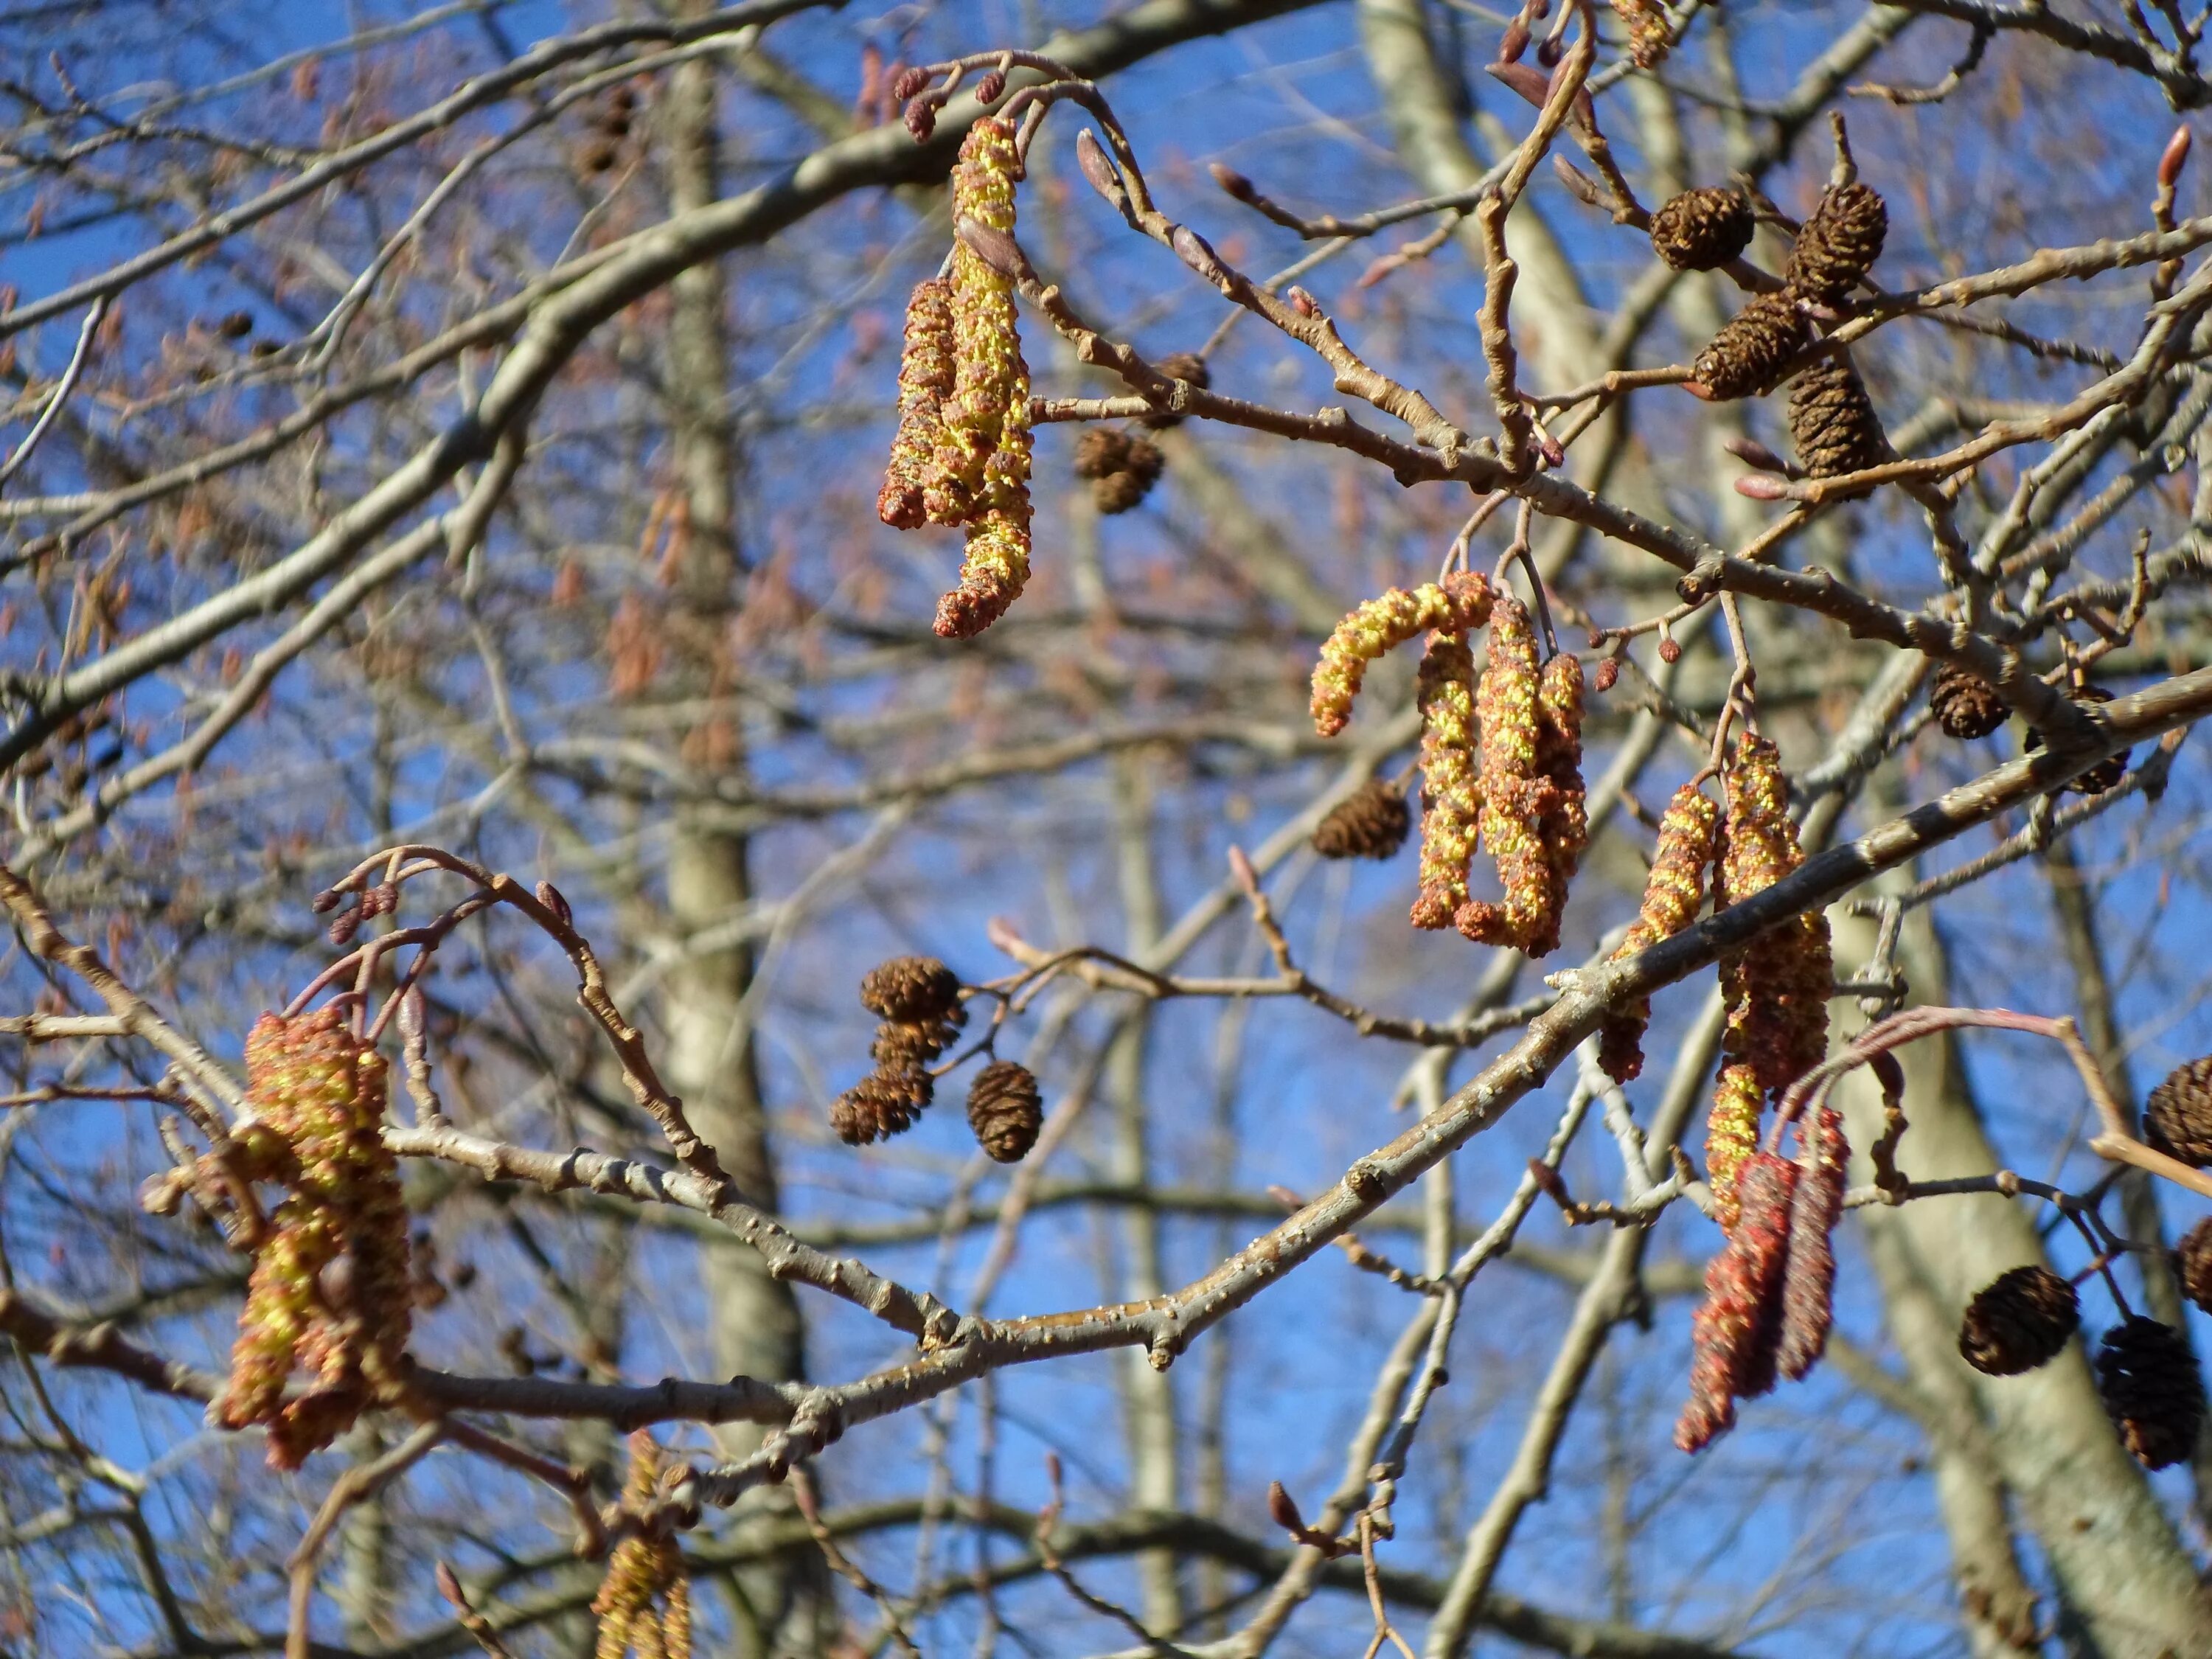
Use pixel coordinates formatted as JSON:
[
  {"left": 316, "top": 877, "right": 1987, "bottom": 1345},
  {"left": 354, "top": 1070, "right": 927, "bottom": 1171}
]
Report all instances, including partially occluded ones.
[
  {"left": 1411, "top": 630, "right": 1481, "bottom": 930},
  {"left": 1598, "top": 784, "right": 1719, "bottom": 1084}
]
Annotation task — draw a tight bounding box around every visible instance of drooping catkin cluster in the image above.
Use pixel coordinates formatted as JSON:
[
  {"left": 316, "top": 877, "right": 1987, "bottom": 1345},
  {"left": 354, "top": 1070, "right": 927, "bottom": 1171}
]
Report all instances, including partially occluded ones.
[
  {"left": 830, "top": 956, "right": 967, "bottom": 1145},
  {"left": 1708, "top": 734, "right": 1832, "bottom": 1229},
  {"left": 874, "top": 119, "right": 1034, "bottom": 638},
  {"left": 1455, "top": 597, "right": 1585, "bottom": 956},
  {"left": 217, "top": 1007, "right": 412, "bottom": 1470},
  {"left": 1310, "top": 574, "right": 1493, "bottom": 739},
  {"left": 1598, "top": 784, "right": 1719, "bottom": 1084},
  {"left": 593, "top": 1433, "right": 690, "bottom": 1659}
]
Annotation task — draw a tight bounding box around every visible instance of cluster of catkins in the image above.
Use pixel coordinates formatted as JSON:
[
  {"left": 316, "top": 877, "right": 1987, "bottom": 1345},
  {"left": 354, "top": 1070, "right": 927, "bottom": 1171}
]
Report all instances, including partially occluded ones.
[
  {"left": 1676, "top": 1105, "right": 1848, "bottom": 1451},
  {"left": 878, "top": 118, "right": 1034, "bottom": 638},
  {"left": 593, "top": 1433, "right": 691, "bottom": 1659},
  {"left": 214, "top": 1006, "right": 413, "bottom": 1469},
  {"left": 1957, "top": 1239, "right": 2211, "bottom": 1471},
  {"left": 1310, "top": 574, "right": 1587, "bottom": 956},
  {"left": 829, "top": 956, "right": 1044, "bottom": 1163},
  {"left": 1654, "top": 167, "right": 1892, "bottom": 485}
]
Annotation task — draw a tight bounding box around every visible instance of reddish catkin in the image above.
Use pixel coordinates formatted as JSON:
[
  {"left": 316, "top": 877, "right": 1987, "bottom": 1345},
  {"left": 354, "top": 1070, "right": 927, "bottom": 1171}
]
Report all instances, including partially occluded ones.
[
  {"left": 1677, "top": 1151, "right": 1799, "bottom": 1453},
  {"left": 1411, "top": 631, "right": 1481, "bottom": 929},
  {"left": 1777, "top": 1105, "right": 1848, "bottom": 1380},
  {"left": 877, "top": 278, "right": 954, "bottom": 529},
  {"left": 1457, "top": 595, "right": 1550, "bottom": 948},
  {"left": 1310, "top": 574, "right": 1492, "bottom": 737},
  {"left": 1598, "top": 784, "right": 1719, "bottom": 1084}
]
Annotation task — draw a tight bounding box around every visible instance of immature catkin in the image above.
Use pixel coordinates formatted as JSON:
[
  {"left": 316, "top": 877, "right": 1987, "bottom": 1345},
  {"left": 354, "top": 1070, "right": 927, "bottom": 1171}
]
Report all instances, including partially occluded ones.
[
  {"left": 1598, "top": 784, "right": 1719, "bottom": 1084},
  {"left": 1411, "top": 632, "right": 1481, "bottom": 930},
  {"left": 216, "top": 1006, "right": 411, "bottom": 1469},
  {"left": 1456, "top": 595, "right": 1551, "bottom": 950},
  {"left": 1677, "top": 1151, "right": 1798, "bottom": 1451},
  {"left": 1310, "top": 573, "right": 1492, "bottom": 737},
  {"left": 879, "top": 279, "right": 955, "bottom": 529}
]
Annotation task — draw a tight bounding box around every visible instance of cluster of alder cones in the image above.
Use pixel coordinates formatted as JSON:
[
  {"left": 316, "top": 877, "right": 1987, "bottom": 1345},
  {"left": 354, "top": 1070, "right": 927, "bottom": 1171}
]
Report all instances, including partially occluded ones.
[
  {"left": 1309, "top": 573, "right": 1588, "bottom": 956},
  {"left": 1650, "top": 164, "right": 1892, "bottom": 488},
  {"left": 829, "top": 955, "right": 1043, "bottom": 1163},
  {"left": 1928, "top": 663, "right": 2132, "bottom": 791}
]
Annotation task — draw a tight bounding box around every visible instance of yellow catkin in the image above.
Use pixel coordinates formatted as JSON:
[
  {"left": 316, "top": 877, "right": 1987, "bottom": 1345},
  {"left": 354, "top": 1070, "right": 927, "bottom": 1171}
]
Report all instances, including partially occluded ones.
[
  {"left": 1706, "top": 1060, "right": 1764, "bottom": 1233},
  {"left": 878, "top": 279, "right": 956, "bottom": 529},
  {"left": 594, "top": 1434, "right": 689, "bottom": 1659},
  {"left": 1525, "top": 650, "right": 1588, "bottom": 956},
  {"left": 1411, "top": 630, "right": 1481, "bottom": 929},
  {"left": 1457, "top": 595, "right": 1549, "bottom": 948},
  {"left": 1310, "top": 574, "right": 1492, "bottom": 738},
  {"left": 1598, "top": 783, "right": 1719, "bottom": 1084},
  {"left": 1717, "top": 734, "right": 1832, "bottom": 1099}
]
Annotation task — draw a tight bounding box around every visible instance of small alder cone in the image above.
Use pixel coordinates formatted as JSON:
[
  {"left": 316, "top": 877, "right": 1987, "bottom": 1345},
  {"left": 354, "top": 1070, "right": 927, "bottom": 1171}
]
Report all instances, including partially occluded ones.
[
  {"left": 1141, "top": 350, "right": 1211, "bottom": 428},
  {"left": 1929, "top": 662, "right": 2008, "bottom": 740},
  {"left": 1312, "top": 779, "right": 1411, "bottom": 860},
  {"left": 2176, "top": 1216, "right": 2212, "bottom": 1314},
  {"left": 2145, "top": 1055, "right": 2212, "bottom": 1166},
  {"left": 1786, "top": 351, "right": 1890, "bottom": 484},
  {"left": 1089, "top": 434, "right": 1164, "bottom": 515},
  {"left": 860, "top": 955, "right": 963, "bottom": 1023},
  {"left": 2096, "top": 1316, "right": 2208, "bottom": 1470},
  {"left": 830, "top": 1070, "right": 929, "bottom": 1147},
  {"left": 1598, "top": 783, "right": 1719, "bottom": 1084},
  {"left": 1411, "top": 631, "right": 1481, "bottom": 928},
  {"left": 1785, "top": 181, "right": 1888, "bottom": 306},
  {"left": 1692, "top": 292, "right": 1808, "bottom": 400},
  {"left": 967, "top": 1060, "right": 1043, "bottom": 1162},
  {"left": 2025, "top": 684, "right": 2129, "bottom": 795},
  {"left": 1677, "top": 1150, "right": 1798, "bottom": 1452},
  {"left": 878, "top": 278, "right": 956, "bottom": 529},
  {"left": 1310, "top": 571, "right": 1493, "bottom": 738},
  {"left": 1958, "top": 1265, "right": 2081, "bottom": 1376},
  {"left": 1649, "top": 187, "right": 1754, "bottom": 271}
]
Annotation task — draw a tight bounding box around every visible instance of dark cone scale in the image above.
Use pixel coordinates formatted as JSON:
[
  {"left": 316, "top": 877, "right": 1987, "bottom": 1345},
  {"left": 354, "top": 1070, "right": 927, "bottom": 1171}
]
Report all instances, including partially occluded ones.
[
  {"left": 1786, "top": 181, "right": 1888, "bottom": 305},
  {"left": 860, "top": 956, "right": 964, "bottom": 1024},
  {"left": 2177, "top": 1217, "right": 2212, "bottom": 1315},
  {"left": 1649, "top": 187, "right": 1755, "bottom": 271},
  {"left": 1092, "top": 437, "right": 1164, "bottom": 515},
  {"left": 2023, "top": 685, "right": 2128, "bottom": 796},
  {"left": 1787, "top": 352, "right": 1889, "bottom": 483},
  {"left": 2146, "top": 1056, "right": 2212, "bottom": 1167},
  {"left": 2096, "top": 1316, "right": 2206, "bottom": 1470},
  {"left": 1141, "top": 352, "right": 1211, "bottom": 428},
  {"left": 1958, "top": 1265, "right": 2079, "bottom": 1376},
  {"left": 967, "top": 1060, "right": 1043, "bottom": 1162},
  {"left": 1312, "top": 780, "right": 1411, "bottom": 860},
  {"left": 1692, "top": 293, "right": 1808, "bottom": 400},
  {"left": 1073, "top": 428, "right": 1134, "bottom": 479},
  {"left": 1930, "top": 663, "right": 2008, "bottom": 740}
]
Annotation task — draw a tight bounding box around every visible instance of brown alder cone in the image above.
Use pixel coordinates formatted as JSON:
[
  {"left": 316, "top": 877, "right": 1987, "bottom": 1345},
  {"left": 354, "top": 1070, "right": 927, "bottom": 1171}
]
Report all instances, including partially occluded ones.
[
  {"left": 1930, "top": 661, "right": 2008, "bottom": 740},
  {"left": 830, "top": 1069, "right": 930, "bottom": 1145},
  {"left": 878, "top": 277, "right": 955, "bottom": 528},
  {"left": 1411, "top": 631, "right": 1481, "bottom": 928},
  {"left": 1777, "top": 1105, "right": 1848, "bottom": 1380},
  {"left": 1457, "top": 594, "right": 1552, "bottom": 949},
  {"left": 967, "top": 1060, "right": 1043, "bottom": 1162},
  {"left": 1141, "top": 349, "right": 1210, "bottom": 428},
  {"left": 1311, "top": 572, "right": 1493, "bottom": 737},
  {"left": 2176, "top": 1217, "right": 2212, "bottom": 1314},
  {"left": 872, "top": 1015, "right": 960, "bottom": 1072},
  {"left": 1705, "top": 1060, "right": 1764, "bottom": 1234},
  {"left": 860, "top": 956, "right": 964, "bottom": 1023},
  {"left": 1786, "top": 181, "right": 1888, "bottom": 305},
  {"left": 1072, "top": 428, "right": 1134, "bottom": 479},
  {"left": 1958, "top": 1265, "right": 2081, "bottom": 1376},
  {"left": 1677, "top": 1151, "right": 1798, "bottom": 1452},
  {"left": 1091, "top": 435, "right": 1164, "bottom": 514},
  {"left": 1787, "top": 351, "right": 1889, "bottom": 484},
  {"left": 1649, "top": 187, "right": 1753, "bottom": 271},
  {"left": 2096, "top": 1316, "right": 2208, "bottom": 1470},
  {"left": 2145, "top": 1055, "right": 2212, "bottom": 1166},
  {"left": 1312, "top": 779, "right": 1411, "bottom": 860},
  {"left": 1598, "top": 784, "right": 1719, "bottom": 1084},
  {"left": 1691, "top": 292, "right": 1808, "bottom": 400}
]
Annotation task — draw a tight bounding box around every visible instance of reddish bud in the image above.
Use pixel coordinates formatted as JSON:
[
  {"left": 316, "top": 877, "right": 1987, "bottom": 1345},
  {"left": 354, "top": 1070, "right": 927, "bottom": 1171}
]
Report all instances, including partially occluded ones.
[
  {"left": 1870, "top": 1050, "right": 1905, "bottom": 1109},
  {"left": 891, "top": 66, "right": 931, "bottom": 102},
  {"left": 1552, "top": 155, "right": 1603, "bottom": 206},
  {"left": 1724, "top": 436, "right": 1791, "bottom": 473},
  {"left": 1210, "top": 161, "right": 1256, "bottom": 201},
  {"left": 1536, "top": 32, "right": 1563, "bottom": 67},
  {"left": 327, "top": 908, "right": 361, "bottom": 947},
  {"left": 1594, "top": 656, "right": 1620, "bottom": 693},
  {"left": 902, "top": 97, "right": 936, "bottom": 142},
  {"left": 2161, "top": 125, "right": 2192, "bottom": 189},
  {"left": 957, "top": 215, "right": 1024, "bottom": 278},
  {"left": 310, "top": 888, "right": 343, "bottom": 914},
  {"left": 975, "top": 70, "right": 1006, "bottom": 106},
  {"left": 1172, "top": 224, "right": 1226, "bottom": 283},
  {"left": 1267, "top": 1481, "right": 1305, "bottom": 1533},
  {"left": 1499, "top": 20, "right": 1531, "bottom": 60},
  {"left": 1076, "top": 130, "right": 1124, "bottom": 204},
  {"left": 1734, "top": 474, "right": 1790, "bottom": 501},
  {"left": 535, "top": 880, "right": 572, "bottom": 927},
  {"left": 1487, "top": 60, "right": 1552, "bottom": 110},
  {"left": 1658, "top": 636, "right": 1683, "bottom": 664},
  {"left": 1287, "top": 285, "right": 1320, "bottom": 317}
]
